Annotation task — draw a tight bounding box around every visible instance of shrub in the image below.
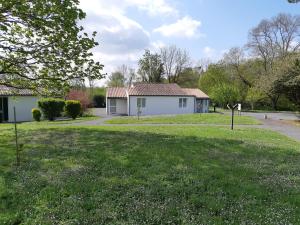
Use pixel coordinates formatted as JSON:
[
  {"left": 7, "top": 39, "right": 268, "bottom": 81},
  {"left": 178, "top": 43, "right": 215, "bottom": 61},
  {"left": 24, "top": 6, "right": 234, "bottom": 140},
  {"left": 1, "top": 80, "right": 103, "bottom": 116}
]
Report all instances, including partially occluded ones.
[
  {"left": 66, "top": 90, "right": 90, "bottom": 111},
  {"left": 38, "top": 98, "right": 65, "bottom": 121},
  {"left": 93, "top": 95, "right": 106, "bottom": 108},
  {"left": 65, "top": 100, "right": 82, "bottom": 119},
  {"left": 32, "top": 108, "right": 41, "bottom": 121}
]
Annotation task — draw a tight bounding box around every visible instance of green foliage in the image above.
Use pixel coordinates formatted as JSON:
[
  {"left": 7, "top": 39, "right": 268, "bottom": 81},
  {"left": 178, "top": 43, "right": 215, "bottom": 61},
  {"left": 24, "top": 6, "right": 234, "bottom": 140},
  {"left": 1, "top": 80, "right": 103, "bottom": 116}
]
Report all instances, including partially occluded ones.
[
  {"left": 199, "top": 64, "right": 231, "bottom": 94},
  {"left": 138, "top": 50, "right": 164, "bottom": 83},
  {"left": 65, "top": 100, "right": 82, "bottom": 119},
  {"left": 0, "top": 0, "right": 104, "bottom": 94},
  {"left": 177, "top": 68, "right": 200, "bottom": 88},
  {"left": 246, "top": 87, "right": 265, "bottom": 110},
  {"left": 38, "top": 98, "right": 65, "bottom": 121},
  {"left": 93, "top": 95, "right": 106, "bottom": 108},
  {"left": 31, "top": 108, "right": 41, "bottom": 122},
  {"left": 107, "top": 71, "right": 125, "bottom": 87},
  {"left": 211, "top": 84, "right": 240, "bottom": 107},
  {"left": 276, "top": 59, "right": 300, "bottom": 109}
]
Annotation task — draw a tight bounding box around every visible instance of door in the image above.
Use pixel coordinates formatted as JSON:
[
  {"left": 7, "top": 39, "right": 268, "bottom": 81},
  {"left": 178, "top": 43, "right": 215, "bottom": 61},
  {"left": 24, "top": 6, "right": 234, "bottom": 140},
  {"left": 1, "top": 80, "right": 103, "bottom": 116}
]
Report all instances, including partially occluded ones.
[
  {"left": 109, "top": 99, "right": 117, "bottom": 114},
  {"left": 196, "top": 99, "right": 203, "bottom": 113},
  {"left": 0, "top": 97, "right": 8, "bottom": 123}
]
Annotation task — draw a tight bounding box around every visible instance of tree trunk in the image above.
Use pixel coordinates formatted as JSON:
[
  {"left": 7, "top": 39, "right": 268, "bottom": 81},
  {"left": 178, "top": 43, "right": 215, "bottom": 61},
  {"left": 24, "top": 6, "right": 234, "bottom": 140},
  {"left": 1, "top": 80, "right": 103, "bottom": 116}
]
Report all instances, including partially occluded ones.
[{"left": 270, "top": 97, "right": 279, "bottom": 110}]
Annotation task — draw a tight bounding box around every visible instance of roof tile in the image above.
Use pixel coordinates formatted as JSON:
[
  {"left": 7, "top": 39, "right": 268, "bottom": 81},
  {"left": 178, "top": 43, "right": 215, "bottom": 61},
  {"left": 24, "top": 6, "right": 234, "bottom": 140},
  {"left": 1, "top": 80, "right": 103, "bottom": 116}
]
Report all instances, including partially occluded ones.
[
  {"left": 106, "top": 84, "right": 209, "bottom": 99},
  {"left": 0, "top": 85, "right": 34, "bottom": 96},
  {"left": 106, "top": 87, "right": 127, "bottom": 98},
  {"left": 181, "top": 88, "right": 209, "bottom": 99}
]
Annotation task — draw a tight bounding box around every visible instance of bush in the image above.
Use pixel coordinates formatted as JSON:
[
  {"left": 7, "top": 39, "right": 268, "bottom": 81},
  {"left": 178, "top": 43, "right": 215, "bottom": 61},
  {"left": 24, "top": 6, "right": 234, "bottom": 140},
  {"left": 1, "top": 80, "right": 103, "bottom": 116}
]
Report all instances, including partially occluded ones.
[
  {"left": 65, "top": 100, "right": 81, "bottom": 119},
  {"left": 93, "top": 95, "right": 106, "bottom": 108},
  {"left": 32, "top": 108, "right": 41, "bottom": 121},
  {"left": 38, "top": 98, "right": 65, "bottom": 121},
  {"left": 66, "top": 90, "right": 90, "bottom": 111}
]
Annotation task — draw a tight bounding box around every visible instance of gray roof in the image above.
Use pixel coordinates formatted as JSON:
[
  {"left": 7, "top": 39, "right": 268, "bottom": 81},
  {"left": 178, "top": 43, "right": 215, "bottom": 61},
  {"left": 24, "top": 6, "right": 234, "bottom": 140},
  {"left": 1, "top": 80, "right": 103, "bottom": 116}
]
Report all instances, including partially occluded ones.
[{"left": 0, "top": 85, "right": 34, "bottom": 96}]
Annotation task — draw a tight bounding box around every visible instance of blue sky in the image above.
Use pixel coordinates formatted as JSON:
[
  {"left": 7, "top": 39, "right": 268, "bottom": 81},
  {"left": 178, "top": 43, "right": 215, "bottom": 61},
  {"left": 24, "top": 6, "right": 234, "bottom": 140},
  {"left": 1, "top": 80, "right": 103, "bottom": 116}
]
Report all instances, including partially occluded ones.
[{"left": 79, "top": 0, "right": 300, "bottom": 80}]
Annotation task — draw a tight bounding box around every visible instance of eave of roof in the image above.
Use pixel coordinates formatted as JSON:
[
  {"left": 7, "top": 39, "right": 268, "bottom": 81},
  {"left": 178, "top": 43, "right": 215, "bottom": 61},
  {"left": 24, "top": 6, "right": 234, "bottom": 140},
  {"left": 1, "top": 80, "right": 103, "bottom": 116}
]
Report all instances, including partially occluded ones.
[{"left": 0, "top": 85, "right": 34, "bottom": 96}]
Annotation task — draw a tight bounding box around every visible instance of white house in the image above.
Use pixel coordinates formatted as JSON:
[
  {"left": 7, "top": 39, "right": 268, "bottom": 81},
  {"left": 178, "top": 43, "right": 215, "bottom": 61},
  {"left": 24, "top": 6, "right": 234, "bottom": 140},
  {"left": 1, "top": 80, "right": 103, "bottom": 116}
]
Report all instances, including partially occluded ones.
[
  {"left": 106, "top": 83, "right": 210, "bottom": 116},
  {"left": 0, "top": 85, "right": 38, "bottom": 122}
]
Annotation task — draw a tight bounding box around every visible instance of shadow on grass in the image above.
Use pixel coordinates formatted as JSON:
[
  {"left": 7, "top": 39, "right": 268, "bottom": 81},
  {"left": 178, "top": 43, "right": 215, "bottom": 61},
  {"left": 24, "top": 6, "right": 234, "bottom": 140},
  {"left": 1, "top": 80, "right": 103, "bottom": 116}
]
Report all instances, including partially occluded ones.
[{"left": 1, "top": 127, "right": 300, "bottom": 225}]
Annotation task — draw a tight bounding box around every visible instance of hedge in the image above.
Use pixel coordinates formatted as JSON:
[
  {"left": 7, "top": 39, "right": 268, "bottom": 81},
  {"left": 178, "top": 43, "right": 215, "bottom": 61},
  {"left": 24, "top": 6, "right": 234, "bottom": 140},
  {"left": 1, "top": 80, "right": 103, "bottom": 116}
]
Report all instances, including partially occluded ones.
[
  {"left": 65, "top": 100, "right": 81, "bottom": 119},
  {"left": 38, "top": 98, "right": 65, "bottom": 121}
]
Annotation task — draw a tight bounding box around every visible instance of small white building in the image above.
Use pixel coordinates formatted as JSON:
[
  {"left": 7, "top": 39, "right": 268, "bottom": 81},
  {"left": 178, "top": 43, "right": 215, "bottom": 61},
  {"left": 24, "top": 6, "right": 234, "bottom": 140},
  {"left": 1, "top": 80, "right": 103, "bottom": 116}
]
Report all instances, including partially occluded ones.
[
  {"left": 106, "top": 83, "right": 210, "bottom": 116},
  {"left": 0, "top": 85, "right": 38, "bottom": 122}
]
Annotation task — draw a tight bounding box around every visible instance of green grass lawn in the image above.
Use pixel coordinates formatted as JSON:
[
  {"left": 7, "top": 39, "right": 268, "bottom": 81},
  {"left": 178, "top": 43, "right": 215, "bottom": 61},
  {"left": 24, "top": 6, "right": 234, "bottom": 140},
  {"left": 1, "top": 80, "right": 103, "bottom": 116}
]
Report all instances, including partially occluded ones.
[
  {"left": 106, "top": 113, "right": 260, "bottom": 125},
  {"left": 1, "top": 123, "right": 300, "bottom": 224}
]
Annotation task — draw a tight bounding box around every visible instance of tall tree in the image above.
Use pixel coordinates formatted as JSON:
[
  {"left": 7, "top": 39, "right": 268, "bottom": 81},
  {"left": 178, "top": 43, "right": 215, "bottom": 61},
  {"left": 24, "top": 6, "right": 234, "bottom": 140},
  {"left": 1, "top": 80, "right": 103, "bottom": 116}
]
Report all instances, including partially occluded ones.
[
  {"left": 160, "top": 45, "right": 191, "bottom": 83},
  {"left": 0, "top": 0, "right": 104, "bottom": 95},
  {"left": 118, "top": 64, "right": 136, "bottom": 87},
  {"left": 276, "top": 59, "right": 300, "bottom": 109},
  {"left": 106, "top": 71, "right": 125, "bottom": 87},
  {"left": 248, "top": 13, "right": 300, "bottom": 69},
  {"left": 223, "top": 47, "right": 253, "bottom": 87},
  {"left": 247, "top": 13, "right": 300, "bottom": 109},
  {"left": 137, "top": 50, "right": 164, "bottom": 83},
  {"left": 177, "top": 68, "right": 201, "bottom": 88},
  {"left": 199, "top": 64, "right": 231, "bottom": 94}
]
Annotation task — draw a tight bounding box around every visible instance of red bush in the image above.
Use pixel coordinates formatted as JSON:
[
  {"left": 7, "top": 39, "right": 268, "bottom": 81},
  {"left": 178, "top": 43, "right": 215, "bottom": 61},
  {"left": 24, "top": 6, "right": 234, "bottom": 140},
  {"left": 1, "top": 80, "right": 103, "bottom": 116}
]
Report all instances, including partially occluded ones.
[{"left": 66, "top": 90, "right": 90, "bottom": 111}]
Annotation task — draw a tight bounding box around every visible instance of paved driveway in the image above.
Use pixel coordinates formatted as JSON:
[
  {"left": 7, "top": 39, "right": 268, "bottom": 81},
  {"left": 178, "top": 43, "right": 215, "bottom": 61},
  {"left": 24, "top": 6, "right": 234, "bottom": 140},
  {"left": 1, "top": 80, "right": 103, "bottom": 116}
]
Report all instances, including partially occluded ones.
[{"left": 241, "top": 112, "right": 300, "bottom": 142}]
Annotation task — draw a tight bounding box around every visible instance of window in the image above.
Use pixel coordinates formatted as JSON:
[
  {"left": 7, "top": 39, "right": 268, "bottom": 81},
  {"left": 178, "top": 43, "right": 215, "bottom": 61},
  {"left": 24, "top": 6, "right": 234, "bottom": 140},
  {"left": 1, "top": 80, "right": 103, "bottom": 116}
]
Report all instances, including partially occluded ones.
[
  {"left": 137, "top": 98, "right": 146, "bottom": 108},
  {"left": 179, "top": 98, "right": 187, "bottom": 108},
  {"left": 110, "top": 99, "right": 116, "bottom": 114}
]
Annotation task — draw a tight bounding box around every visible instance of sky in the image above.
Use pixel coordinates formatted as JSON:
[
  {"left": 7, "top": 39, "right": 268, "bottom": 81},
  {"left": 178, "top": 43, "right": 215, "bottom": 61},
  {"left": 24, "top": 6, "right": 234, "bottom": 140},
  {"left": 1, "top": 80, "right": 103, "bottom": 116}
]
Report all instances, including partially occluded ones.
[{"left": 79, "top": 0, "right": 300, "bottom": 85}]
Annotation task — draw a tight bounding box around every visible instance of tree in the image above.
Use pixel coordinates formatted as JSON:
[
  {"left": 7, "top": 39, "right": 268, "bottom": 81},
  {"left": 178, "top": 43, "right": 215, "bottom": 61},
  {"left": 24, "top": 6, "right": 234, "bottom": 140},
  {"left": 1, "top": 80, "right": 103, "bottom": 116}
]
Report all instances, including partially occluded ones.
[
  {"left": 160, "top": 45, "right": 191, "bottom": 83},
  {"left": 248, "top": 14, "right": 300, "bottom": 65},
  {"left": 66, "top": 89, "right": 90, "bottom": 112},
  {"left": 107, "top": 71, "right": 125, "bottom": 87},
  {"left": 177, "top": 68, "right": 201, "bottom": 88},
  {"left": 247, "top": 13, "right": 300, "bottom": 109},
  {"left": 246, "top": 87, "right": 265, "bottom": 110},
  {"left": 118, "top": 64, "right": 136, "bottom": 87},
  {"left": 223, "top": 47, "right": 253, "bottom": 87},
  {"left": 199, "top": 64, "right": 231, "bottom": 94},
  {"left": 276, "top": 59, "right": 300, "bottom": 109},
  {"left": 211, "top": 84, "right": 240, "bottom": 108},
  {"left": 0, "top": 0, "right": 104, "bottom": 95},
  {"left": 287, "top": 0, "right": 300, "bottom": 3},
  {"left": 137, "top": 50, "right": 164, "bottom": 83}
]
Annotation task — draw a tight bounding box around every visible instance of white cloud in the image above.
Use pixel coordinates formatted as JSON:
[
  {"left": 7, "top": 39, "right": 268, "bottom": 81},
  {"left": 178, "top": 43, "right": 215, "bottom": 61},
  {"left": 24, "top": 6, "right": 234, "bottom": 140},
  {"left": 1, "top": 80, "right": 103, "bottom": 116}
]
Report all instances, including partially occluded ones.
[
  {"left": 125, "top": 0, "right": 177, "bottom": 16},
  {"left": 79, "top": 0, "right": 152, "bottom": 83},
  {"left": 153, "top": 16, "right": 202, "bottom": 38},
  {"left": 203, "top": 46, "right": 216, "bottom": 58},
  {"left": 78, "top": 1, "right": 203, "bottom": 86}
]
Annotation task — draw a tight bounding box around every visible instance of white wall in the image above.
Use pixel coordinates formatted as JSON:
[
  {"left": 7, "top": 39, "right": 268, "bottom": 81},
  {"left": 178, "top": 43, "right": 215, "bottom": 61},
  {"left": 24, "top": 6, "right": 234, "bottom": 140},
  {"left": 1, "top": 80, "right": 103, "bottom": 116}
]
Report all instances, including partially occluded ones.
[
  {"left": 107, "top": 98, "right": 127, "bottom": 115},
  {"left": 8, "top": 96, "right": 39, "bottom": 122},
  {"left": 129, "top": 96, "right": 195, "bottom": 116}
]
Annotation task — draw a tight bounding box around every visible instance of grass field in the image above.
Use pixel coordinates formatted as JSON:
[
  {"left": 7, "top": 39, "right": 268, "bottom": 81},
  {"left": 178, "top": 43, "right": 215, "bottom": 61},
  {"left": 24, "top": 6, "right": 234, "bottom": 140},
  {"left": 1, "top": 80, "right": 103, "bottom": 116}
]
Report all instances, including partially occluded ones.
[
  {"left": 106, "top": 113, "right": 260, "bottom": 125},
  {"left": 1, "top": 123, "right": 300, "bottom": 224}
]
